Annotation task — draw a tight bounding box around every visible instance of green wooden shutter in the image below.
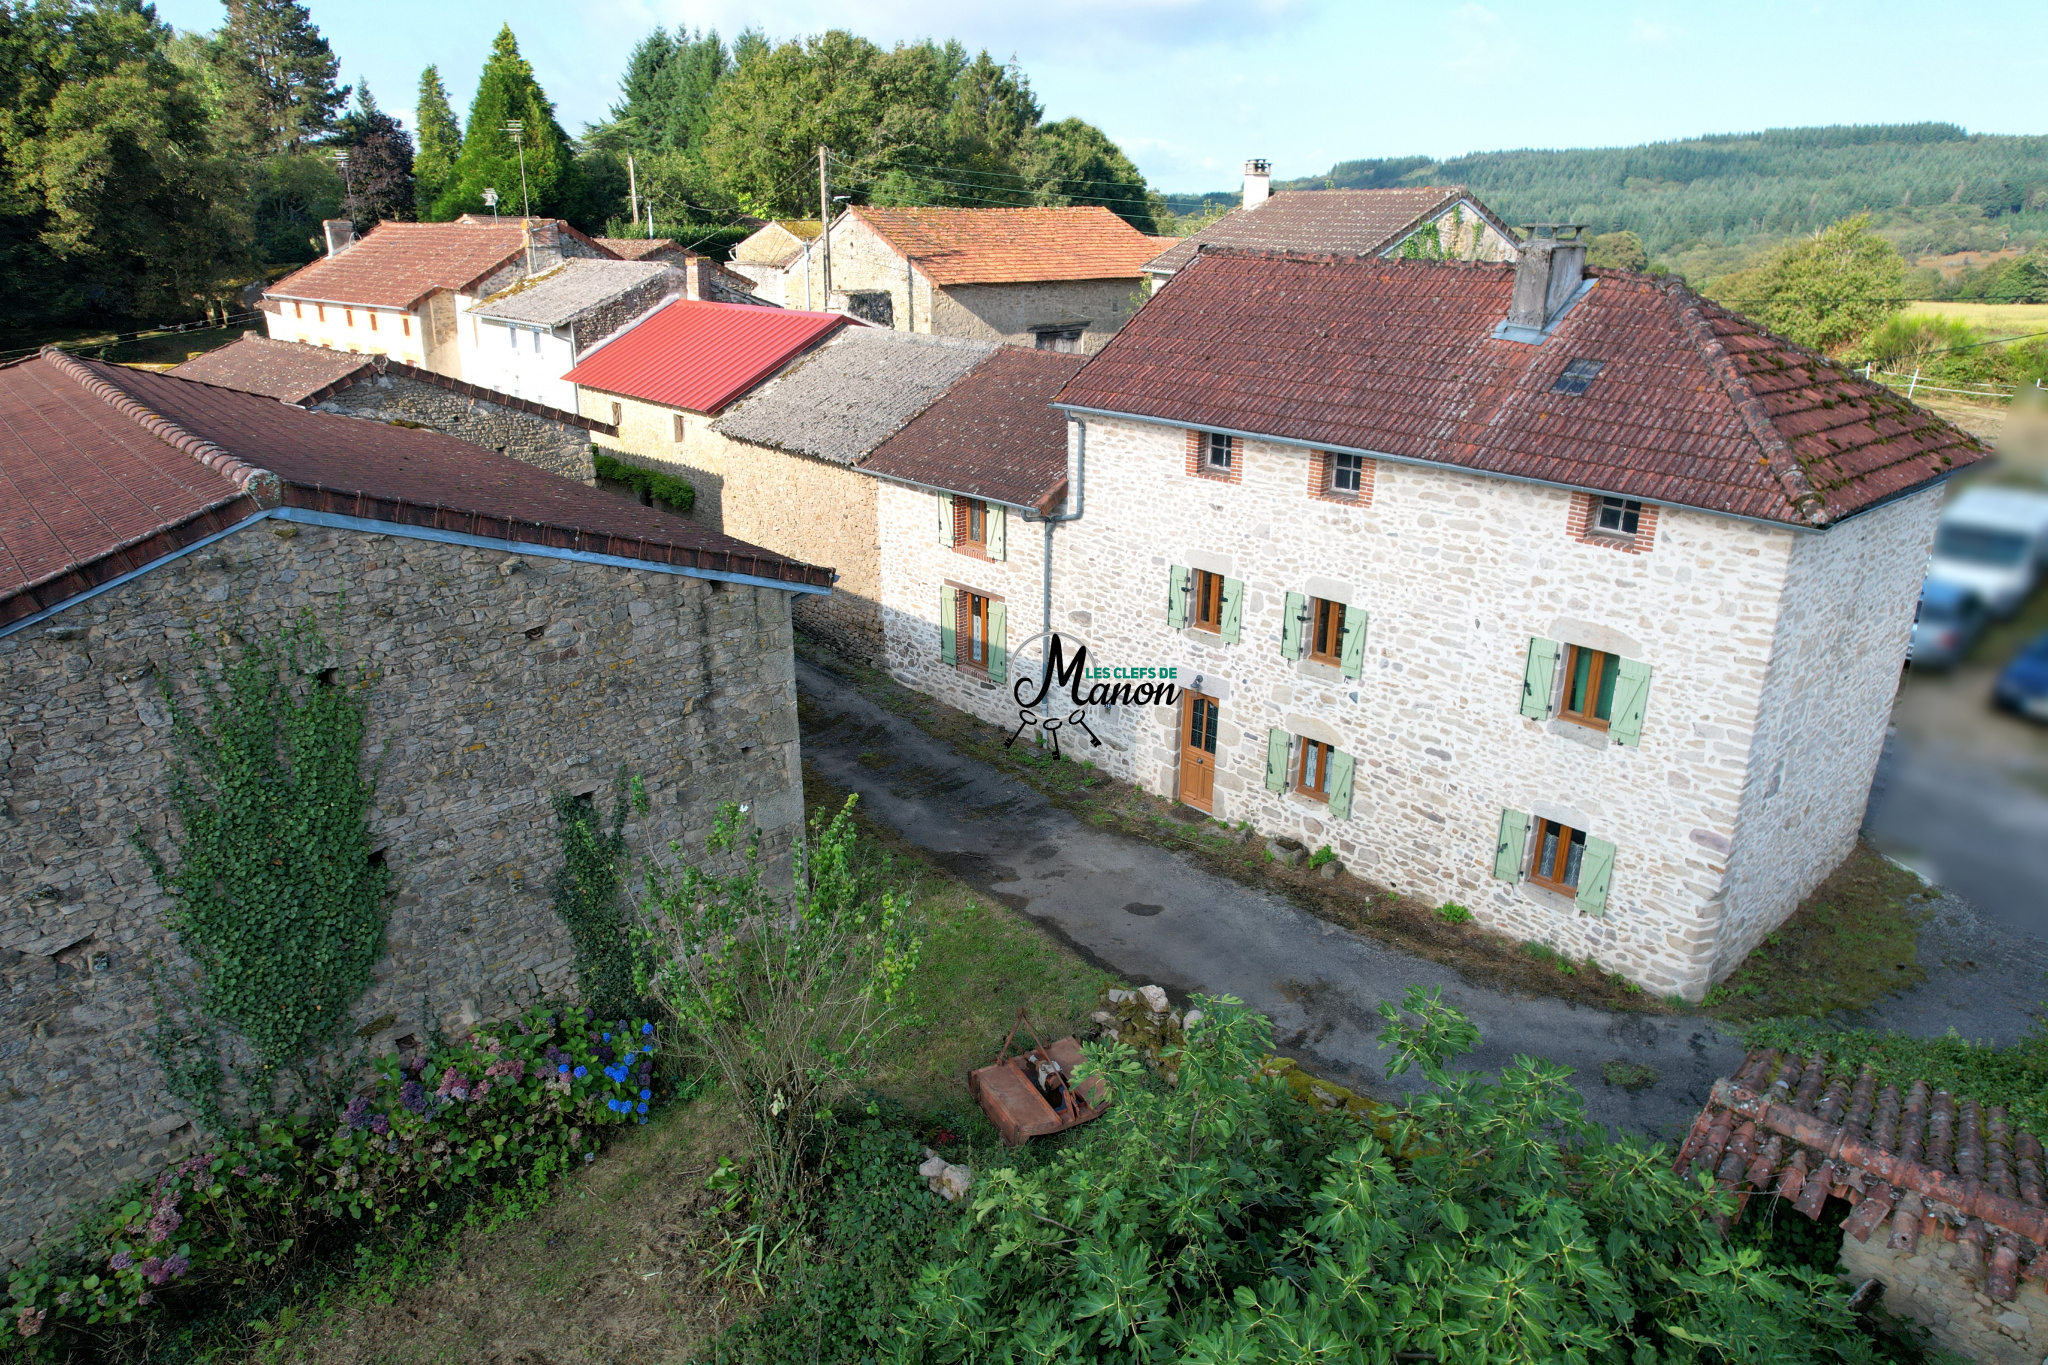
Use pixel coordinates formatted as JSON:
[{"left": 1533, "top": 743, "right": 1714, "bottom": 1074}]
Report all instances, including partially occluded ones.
[
  {"left": 1608, "top": 659, "right": 1652, "bottom": 746},
  {"left": 1327, "top": 750, "right": 1355, "bottom": 818},
  {"left": 1492, "top": 809, "right": 1528, "bottom": 881},
  {"left": 1167, "top": 565, "right": 1189, "bottom": 628},
  {"left": 1220, "top": 577, "right": 1244, "bottom": 644},
  {"left": 1519, "top": 638, "right": 1559, "bottom": 720},
  {"left": 1265, "top": 729, "right": 1290, "bottom": 792},
  {"left": 939, "top": 586, "right": 956, "bottom": 662},
  {"left": 1576, "top": 836, "right": 1616, "bottom": 915},
  {"left": 987, "top": 602, "right": 1007, "bottom": 682},
  {"left": 987, "top": 504, "right": 1006, "bottom": 561},
  {"left": 936, "top": 493, "right": 954, "bottom": 546},
  {"left": 1281, "top": 591, "right": 1306, "bottom": 660},
  {"left": 1339, "top": 608, "right": 1368, "bottom": 680}
]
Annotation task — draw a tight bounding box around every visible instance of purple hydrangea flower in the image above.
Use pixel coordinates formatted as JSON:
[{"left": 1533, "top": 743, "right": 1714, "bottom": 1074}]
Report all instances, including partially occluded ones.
[
  {"left": 368, "top": 1114, "right": 390, "bottom": 1135},
  {"left": 343, "top": 1097, "right": 373, "bottom": 1130},
  {"left": 147, "top": 1203, "right": 182, "bottom": 1243},
  {"left": 163, "top": 1253, "right": 191, "bottom": 1280},
  {"left": 140, "top": 1257, "right": 169, "bottom": 1286},
  {"left": 400, "top": 1079, "right": 429, "bottom": 1114},
  {"left": 109, "top": 1251, "right": 134, "bottom": 1272}
]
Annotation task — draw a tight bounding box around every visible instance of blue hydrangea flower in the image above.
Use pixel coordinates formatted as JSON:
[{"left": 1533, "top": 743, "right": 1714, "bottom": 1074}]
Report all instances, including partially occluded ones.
[
  {"left": 636, "top": 1101, "right": 648, "bottom": 1114},
  {"left": 558, "top": 1064, "right": 569, "bottom": 1075},
  {"left": 637, "top": 1116, "right": 647, "bottom": 1125},
  {"left": 573, "top": 1066, "right": 587, "bottom": 1079},
  {"left": 639, "top": 1088, "right": 651, "bottom": 1100},
  {"left": 602, "top": 1032, "right": 611, "bottom": 1042},
  {"left": 642, "top": 1022, "right": 655, "bottom": 1035}
]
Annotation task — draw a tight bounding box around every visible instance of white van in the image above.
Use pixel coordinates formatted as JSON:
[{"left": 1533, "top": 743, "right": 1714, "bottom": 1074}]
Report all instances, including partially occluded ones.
[{"left": 1925, "top": 486, "right": 2048, "bottom": 618}]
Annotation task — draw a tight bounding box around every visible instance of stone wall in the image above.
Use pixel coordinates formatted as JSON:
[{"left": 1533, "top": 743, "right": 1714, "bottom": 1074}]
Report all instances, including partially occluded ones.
[
  {"left": 716, "top": 433, "right": 878, "bottom": 662},
  {"left": 1841, "top": 1228, "right": 2048, "bottom": 1365},
  {"left": 0, "top": 520, "right": 805, "bottom": 1258},
  {"left": 926, "top": 280, "right": 1146, "bottom": 353},
  {"left": 572, "top": 273, "right": 679, "bottom": 357},
  {"left": 1032, "top": 414, "right": 1828, "bottom": 1000},
  {"left": 580, "top": 391, "right": 724, "bottom": 528},
  {"left": 875, "top": 479, "right": 1049, "bottom": 723},
  {"left": 311, "top": 372, "right": 598, "bottom": 483},
  {"left": 1714, "top": 489, "right": 1940, "bottom": 978}
]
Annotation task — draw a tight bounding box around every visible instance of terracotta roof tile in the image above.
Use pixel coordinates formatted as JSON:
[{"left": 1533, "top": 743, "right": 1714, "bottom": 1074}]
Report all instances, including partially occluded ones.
[
  {"left": 595, "top": 237, "right": 685, "bottom": 261},
  {"left": 267, "top": 220, "right": 611, "bottom": 311},
  {"left": 1144, "top": 187, "right": 1515, "bottom": 275},
  {"left": 169, "top": 336, "right": 370, "bottom": 403},
  {"left": 861, "top": 349, "right": 1084, "bottom": 511},
  {"left": 1054, "top": 251, "right": 1985, "bottom": 527},
  {"left": 850, "top": 206, "right": 1160, "bottom": 286},
  {"left": 0, "top": 352, "right": 830, "bottom": 628},
  {"left": 1680, "top": 1049, "right": 2047, "bottom": 1302}
]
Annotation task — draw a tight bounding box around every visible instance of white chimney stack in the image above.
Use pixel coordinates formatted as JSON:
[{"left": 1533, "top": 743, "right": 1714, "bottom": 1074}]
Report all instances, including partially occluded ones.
[
  {"left": 322, "top": 219, "right": 355, "bottom": 256},
  {"left": 1243, "top": 159, "right": 1271, "bottom": 210}
]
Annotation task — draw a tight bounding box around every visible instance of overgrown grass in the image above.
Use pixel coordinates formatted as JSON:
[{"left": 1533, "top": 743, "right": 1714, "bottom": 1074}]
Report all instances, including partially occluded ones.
[
  {"left": 1741, "top": 1020, "right": 2048, "bottom": 1132},
  {"left": 1702, "top": 844, "right": 1932, "bottom": 1021}
]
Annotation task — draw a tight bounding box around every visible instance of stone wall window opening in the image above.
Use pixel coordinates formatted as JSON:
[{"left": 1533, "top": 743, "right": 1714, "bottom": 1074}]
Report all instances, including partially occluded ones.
[
  {"left": 369, "top": 311, "right": 378, "bottom": 333},
  {"left": 345, "top": 308, "right": 354, "bottom": 327},
  {"left": 672, "top": 413, "right": 687, "bottom": 443},
  {"left": 1307, "top": 598, "right": 1346, "bottom": 667},
  {"left": 1594, "top": 496, "right": 1642, "bottom": 537},
  {"left": 293, "top": 301, "right": 303, "bottom": 319},
  {"left": 532, "top": 327, "right": 544, "bottom": 354},
  {"left": 954, "top": 497, "right": 989, "bottom": 553},
  {"left": 402, "top": 315, "right": 412, "bottom": 337},
  {"left": 1190, "top": 569, "right": 1226, "bottom": 635},
  {"left": 317, "top": 304, "right": 326, "bottom": 323},
  {"left": 1295, "top": 737, "right": 1332, "bottom": 802},
  {"left": 1558, "top": 644, "right": 1619, "bottom": 731},
  {"left": 610, "top": 401, "right": 623, "bottom": 427},
  {"left": 506, "top": 323, "right": 517, "bottom": 349},
  {"left": 1529, "top": 817, "right": 1588, "bottom": 894},
  {"left": 1330, "top": 452, "right": 1365, "bottom": 496},
  {"left": 959, "top": 590, "right": 994, "bottom": 670},
  {"left": 1034, "top": 327, "right": 1083, "bottom": 353},
  {"left": 1551, "top": 357, "right": 1607, "bottom": 396}
]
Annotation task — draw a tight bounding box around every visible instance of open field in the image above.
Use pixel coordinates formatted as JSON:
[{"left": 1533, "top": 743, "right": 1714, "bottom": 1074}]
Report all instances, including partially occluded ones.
[{"left": 1904, "top": 300, "right": 2048, "bottom": 337}]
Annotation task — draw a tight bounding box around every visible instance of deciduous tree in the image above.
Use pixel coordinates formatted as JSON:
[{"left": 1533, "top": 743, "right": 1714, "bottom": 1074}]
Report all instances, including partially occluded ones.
[
  {"left": 1712, "top": 214, "right": 1906, "bottom": 352},
  {"left": 331, "top": 81, "right": 412, "bottom": 228}
]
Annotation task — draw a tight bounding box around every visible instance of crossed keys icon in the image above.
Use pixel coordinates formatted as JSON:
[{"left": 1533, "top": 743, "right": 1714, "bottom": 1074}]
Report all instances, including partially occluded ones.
[
  {"left": 1003, "top": 628, "right": 1104, "bottom": 758},
  {"left": 1005, "top": 705, "right": 1101, "bottom": 758}
]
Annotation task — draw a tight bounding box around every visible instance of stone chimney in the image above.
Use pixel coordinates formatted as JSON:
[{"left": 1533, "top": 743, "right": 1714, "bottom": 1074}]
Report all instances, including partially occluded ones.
[
  {"left": 527, "top": 219, "right": 563, "bottom": 273},
  {"left": 684, "top": 254, "right": 706, "bottom": 301},
  {"left": 1505, "top": 226, "right": 1587, "bottom": 334},
  {"left": 323, "top": 219, "right": 355, "bottom": 256},
  {"left": 1243, "top": 159, "right": 1271, "bottom": 210}
]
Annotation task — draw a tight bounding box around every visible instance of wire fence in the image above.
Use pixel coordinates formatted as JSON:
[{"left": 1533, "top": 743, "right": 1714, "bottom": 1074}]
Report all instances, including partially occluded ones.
[
  {"left": 0, "top": 311, "right": 264, "bottom": 366},
  {"left": 1860, "top": 365, "right": 2045, "bottom": 402}
]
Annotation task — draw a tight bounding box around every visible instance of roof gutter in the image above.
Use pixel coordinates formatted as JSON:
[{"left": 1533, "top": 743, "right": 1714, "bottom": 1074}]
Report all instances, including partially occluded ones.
[
  {"left": 1049, "top": 401, "right": 1884, "bottom": 535},
  {"left": 855, "top": 466, "right": 1057, "bottom": 515},
  {"left": 0, "top": 503, "right": 829, "bottom": 641}
]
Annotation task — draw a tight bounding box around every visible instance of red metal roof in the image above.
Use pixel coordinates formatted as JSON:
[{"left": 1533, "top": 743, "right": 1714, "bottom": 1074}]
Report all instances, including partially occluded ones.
[
  {"left": 1055, "top": 251, "right": 1986, "bottom": 527},
  {"left": 562, "top": 299, "right": 846, "bottom": 414},
  {"left": 0, "top": 351, "right": 833, "bottom": 628}
]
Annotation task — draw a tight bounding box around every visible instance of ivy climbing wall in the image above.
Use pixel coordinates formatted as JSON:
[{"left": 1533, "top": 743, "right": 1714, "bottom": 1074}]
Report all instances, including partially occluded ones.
[{"left": 0, "top": 521, "right": 806, "bottom": 1257}]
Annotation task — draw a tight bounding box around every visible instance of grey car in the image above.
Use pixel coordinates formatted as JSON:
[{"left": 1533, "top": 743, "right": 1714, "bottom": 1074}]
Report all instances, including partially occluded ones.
[{"left": 1908, "top": 579, "right": 1988, "bottom": 671}]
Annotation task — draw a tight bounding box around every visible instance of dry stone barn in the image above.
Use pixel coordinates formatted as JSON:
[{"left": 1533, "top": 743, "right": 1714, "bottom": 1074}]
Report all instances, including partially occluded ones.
[{"left": 0, "top": 350, "right": 831, "bottom": 1257}]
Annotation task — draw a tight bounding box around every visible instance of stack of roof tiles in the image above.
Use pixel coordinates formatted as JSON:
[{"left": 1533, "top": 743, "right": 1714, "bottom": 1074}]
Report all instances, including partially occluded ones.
[
  {"left": 850, "top": 205, "right": 1162, "bottom": 285},
  {"left": 1676, "top": 1048, "right": 2047, "bottom": 1302},
  {"left": 1055, "top": 252, "right": 1986, "bottom": 527}
]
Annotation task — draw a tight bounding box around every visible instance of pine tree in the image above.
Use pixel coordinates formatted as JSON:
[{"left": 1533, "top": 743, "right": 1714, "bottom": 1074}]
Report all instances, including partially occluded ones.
[
  {"left": 587, "top": 26, "right": 729, "bottom": 158},
  {"left": 212, "top": 0, "right": 348, "bottom": 155},
  {"left": 333, "top": 82, "right": 414, "bottom": 227},
  {"left": 432, "top": 26, "right": 580, "bottom": 222},
  {"left": 412, "top": 66, "right": 460, "bottom": 217}
]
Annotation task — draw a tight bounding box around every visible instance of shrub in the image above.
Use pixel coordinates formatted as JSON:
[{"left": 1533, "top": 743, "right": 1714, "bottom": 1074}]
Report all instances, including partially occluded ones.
[
  {"left": 1306, "top": 844, "right": 1335, "bottom": 869},
  {"left": 592, "top": 450, "right": 695, "bottom": 512},
  {"left": 889, "top": 989, "right": 1893, "bottom": 1362},
  {"left": 1433, "top": 901, "right": 1473, "bottom": 924},
  {"left": 4, "top": 1005, "right": 664, "bottom": 1358}
]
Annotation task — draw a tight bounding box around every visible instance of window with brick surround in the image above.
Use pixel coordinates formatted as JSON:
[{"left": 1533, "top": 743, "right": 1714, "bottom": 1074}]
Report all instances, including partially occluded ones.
[
  {"left": 955, "top": 589, "right": 1002, "bottom": 671},
  {"left": 1307, "top": 449, "right": 1374, "bottom": 505},
  {"left": 293, "top": 301, "right": 303, "bottom": 319},
  {"left": 1185, "top": 429, "right": 1242, "bottom": 483},
  {"left": 1307, "top": 598, "right": 1346, "bottom": 666},
  {"left": 1566, "top": 492, "right": 1658, "bottom": 553},
  {"left": 369, "top": 311, "right": 378, "bottom": 332},
  {"left": 1190, "top": 569, "right": 1225, "bottom": 634},
  {"left": 1295, "top": 737, "right": 1332, "bottom": 801},
  {"left": 1528, "top": 817, "right": 1587, "bottom": 893},
  {"left": 402, "top": 316, "right": 411, "bottom": 337},
  {"left": 344, "top": 308, "right": 354, "bottom": 327},
  {"left": 955, "top": 498, "right": 988, "bottom": 553},
  {"left": 316, "top": 304, "right": 326, "bottom": 323}
]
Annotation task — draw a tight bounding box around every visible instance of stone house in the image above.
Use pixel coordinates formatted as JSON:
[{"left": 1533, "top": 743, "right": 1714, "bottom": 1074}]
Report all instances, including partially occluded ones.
[
  {"left": 261, "top": 218, "right": 614, "bottom": 380},
  {"left": 1025, "top": 238, "right": 1981, "bottom": 1000},
  {"left": 1680, "top": 1050, "right": 2047, "bottom": 1365},
  {"left": 796, "top": 206, "right": 1161, "bottom": 352},
  {"left": 1144, "top": 160, "right": 1521, "bottom": 286},
  {"left": 564, "top": 299, "right": 846, "bottom": 527},
  {"left": 463, "top": 259, "right": 680, "bottom": 410},
  {"left": 860, "top": 348, "right": 1085, "bottom": 712},
  {"left": 0, "top": 349, "right": 831, "bottom": 1257},
  {"left": 706, "top": 328, "right": 1000, "bottom": 659},
  {"left": 169, "top": 334, "right": 613, "bottom": 484},
  {"left": 726, "top": 220, "right": 824, "bottom": 307}
]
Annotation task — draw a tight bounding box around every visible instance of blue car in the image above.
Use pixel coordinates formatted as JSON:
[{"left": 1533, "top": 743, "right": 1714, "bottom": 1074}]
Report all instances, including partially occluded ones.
[
  {"left": 1907, "top": 580, "right": 1987, "bottom": 671},
  {"left": 1994, "top": 630, "right": 2048, "bottom": 723}
]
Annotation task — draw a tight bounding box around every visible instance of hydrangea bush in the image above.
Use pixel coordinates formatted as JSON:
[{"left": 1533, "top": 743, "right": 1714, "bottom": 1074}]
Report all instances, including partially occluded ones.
[{"left": 6, "top": 1003, "right": 663, "bottom": 1354}]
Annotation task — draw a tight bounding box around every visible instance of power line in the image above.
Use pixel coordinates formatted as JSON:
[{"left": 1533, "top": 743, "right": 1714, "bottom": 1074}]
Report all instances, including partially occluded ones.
[
  {"left": 0, "top": 313, "right": 263, "bottom": 365},
  {"left": 829, "top": 151, "right": 1154, "bottom": 214},
  {"left": 833, "top": 150, "right": 1159, "bottom": 201}
]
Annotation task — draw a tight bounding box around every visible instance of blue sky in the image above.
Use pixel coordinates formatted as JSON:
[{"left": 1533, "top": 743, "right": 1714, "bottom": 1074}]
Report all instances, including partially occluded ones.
[{"left": 151, "top": 0, "right": 2045, "bottom": 191}]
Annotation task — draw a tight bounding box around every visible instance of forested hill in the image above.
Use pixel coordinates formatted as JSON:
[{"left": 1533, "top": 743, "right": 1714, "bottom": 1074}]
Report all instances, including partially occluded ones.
[{"left": 1278, "top": 124, "right": 2048, "bottom": 259}]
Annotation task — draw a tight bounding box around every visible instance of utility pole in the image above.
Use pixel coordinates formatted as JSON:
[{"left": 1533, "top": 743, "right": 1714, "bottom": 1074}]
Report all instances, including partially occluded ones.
[
  {"left": 818, "top": 144, "right": 832, "bottom": 310},
  {"left": 627, "top": 153, "right": 638, "bottom": 236}
]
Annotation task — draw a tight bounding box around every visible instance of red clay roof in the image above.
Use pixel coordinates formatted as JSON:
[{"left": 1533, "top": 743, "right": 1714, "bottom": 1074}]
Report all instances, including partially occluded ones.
[
  {"left": 1054, "top": 251, "right": 1985, "bottom": 527},
  {"left": 562, "top": 299, "right": 845, "bottom": 414},
  {"left": 849, "top": 206, "right": 1161, "bottom": 286},
  {"left": 0, "top": 351, "right": 830, "bottom": 627},
  {"left": 1143, "top": 187, "right": 1515, "bottom": 275},
  {"left": 861, "top": 349, "right": 1083, "bottom": 512},
  {"left": 1679, "top": 1048, "right": 2045, "bottom": 1302},
  {"left": 267, "top": 221, "right": 605, "bottom": 311}
]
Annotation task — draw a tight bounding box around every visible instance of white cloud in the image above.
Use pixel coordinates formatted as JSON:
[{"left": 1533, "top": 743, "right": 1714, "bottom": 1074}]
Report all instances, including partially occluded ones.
[{"left": 1628, "top": 17, "right": 1683, "bottom": 44}]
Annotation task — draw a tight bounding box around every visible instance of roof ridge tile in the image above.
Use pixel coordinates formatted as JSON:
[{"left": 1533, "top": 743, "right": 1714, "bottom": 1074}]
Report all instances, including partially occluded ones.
[{"left": 43, "top": 348, "right": 281, "bottom": 507}]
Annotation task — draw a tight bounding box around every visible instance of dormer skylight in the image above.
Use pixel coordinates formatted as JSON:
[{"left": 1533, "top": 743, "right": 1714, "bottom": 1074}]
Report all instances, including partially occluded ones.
[{"left": 1551, "top": 358, "right": 1606, "bottom": 395}]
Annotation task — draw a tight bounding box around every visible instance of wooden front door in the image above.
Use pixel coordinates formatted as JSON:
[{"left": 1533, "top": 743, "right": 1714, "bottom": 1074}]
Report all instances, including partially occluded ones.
[{"left": 1179, "top": 692, "right": 1219, "bottom": 812}]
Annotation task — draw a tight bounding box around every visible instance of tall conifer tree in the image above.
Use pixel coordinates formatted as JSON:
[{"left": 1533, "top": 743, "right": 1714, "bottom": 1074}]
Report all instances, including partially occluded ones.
[
  {"left": 212, "top": 0, "right": 348, "bottom": 155},
  {"left": 412, "top": 65, "right": 461, "bottom": 216},
  {"left": 432, "top": 27, "right": 579, "bottom": 221}
]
